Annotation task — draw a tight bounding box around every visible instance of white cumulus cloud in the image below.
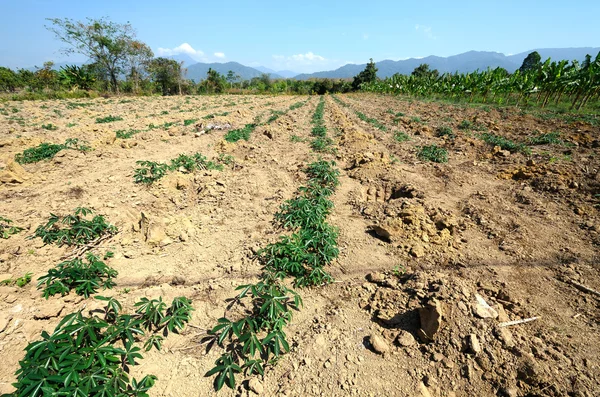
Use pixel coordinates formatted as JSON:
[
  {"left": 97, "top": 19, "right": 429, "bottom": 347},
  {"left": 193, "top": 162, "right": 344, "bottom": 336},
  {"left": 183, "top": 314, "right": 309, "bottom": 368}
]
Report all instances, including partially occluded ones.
[
  {"left": 415, "top": 24, "right": 436, "bottom": 39},
  {"left": 214, "top": 52, "right": 225, "bottom": 59},
  {"left": 156, "top": 43, "right": 204, "bottom": 59}
]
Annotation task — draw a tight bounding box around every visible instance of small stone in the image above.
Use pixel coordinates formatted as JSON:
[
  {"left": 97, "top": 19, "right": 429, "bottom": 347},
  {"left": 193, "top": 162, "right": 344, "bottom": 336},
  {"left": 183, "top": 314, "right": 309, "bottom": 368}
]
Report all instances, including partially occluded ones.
[
  {"left": 466, "top": 334, "right": 481, "bottom": 355},
  {"left": 123, "top": 251, "right": 136, "bottom": 259},
  {"left": 473, "top": 294, "right": 498, "bottom": 319},
  {"left": 418, "top": 382, "right": 433, "bottom": 397},
  {"left": 432, "top": 352, "right": 445, "bottom": 362},
  {"left": 179, "top": 232, "right": 189, "bottom": 242},
  {"left": 248, "top": 378, "right": 263, "bottom": 395},
  {"left": 369, "top": 332, "right": 390, "bottom": 354},
  {"left": 34, "top": 302, "right": 65, "bottom": 320},
  {"left": 366, "top": 272, "right": 385, "bottom": 283},
  {"left": 410, "top": 244, "right": 426, "bottom": 258},
  {"left": 418, "top": 299, "right": 444, "bottom": 341},
  {"left": 0, "top": 314, "right": 11, "bottom": 333},
  {"left": 396, "top": 331, "right": 416, "bottom": 347},
  {"left": 495, "top": 327, "right": 515, "bottom": 348}
]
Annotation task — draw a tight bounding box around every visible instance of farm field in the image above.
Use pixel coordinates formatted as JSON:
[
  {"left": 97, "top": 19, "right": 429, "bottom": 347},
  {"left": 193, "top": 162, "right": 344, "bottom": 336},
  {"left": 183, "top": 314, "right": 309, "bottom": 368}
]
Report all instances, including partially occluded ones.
[{"left": 0, "top": 93, "right": 599, "bottom": 396}]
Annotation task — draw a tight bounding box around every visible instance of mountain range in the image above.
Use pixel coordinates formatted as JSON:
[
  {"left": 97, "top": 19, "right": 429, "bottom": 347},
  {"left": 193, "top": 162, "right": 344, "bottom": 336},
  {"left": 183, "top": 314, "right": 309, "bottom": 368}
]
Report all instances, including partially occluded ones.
[{"left": 25, "top": 47, "right": 600, "bottom": 81}]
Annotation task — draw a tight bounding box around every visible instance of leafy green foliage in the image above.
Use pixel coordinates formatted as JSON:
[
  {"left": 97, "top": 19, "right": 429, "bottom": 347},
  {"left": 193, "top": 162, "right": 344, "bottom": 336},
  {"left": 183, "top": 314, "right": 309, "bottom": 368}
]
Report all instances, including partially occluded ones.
[
  {"left": 134, "top": 152, "right": 226, "bottom": 184},
  {"left": 37, "top": 253, "right": 118, "bottom": 298},
  {"left": 8, "top": 296, "right": 192, "bottom": 397},
  {"left": 41, "top": 123, "right": 58, "bottom": 130},
  {"left": 205, "top": 274, "right": 301, "bottom": 391},
  {"left": 32, "top": 207, "right": 117, "bottom": 246},
  {"left": 170, "top": 153, "right": 223, "bottom": 172},
  {"left": 183, "top": 118, "right": 198, "bottom": 126},
  {"left": 0, "top": 216, "right": 23, "bottom": 239},
  {"left": 15, "top": 138, "right": 90, "bottom": 164},
  {"left": 96, "top": 115, "right": 123, "bottom": 123},
  {"left": 394, "top": 131, "right": 410, "bottom": 142},
  {"left": 352, "top": 58, "right": 378, "bottom": 90},
  {"left": 527, "top": 131, "right": 562, "bottom": 145},
  {"left": 437, "top": 126, "right": 455, "bottom": 139},
  {"left": 133, "top": 161, "right": 169, "bottom": 184},
  {"left": 205, "top": 160, "right": 340, "bottom": 390},
  {"left": 356, "top": 111, "right": 387, "bottom": 131},
  {"left": 116, "top": 129, "right": 141, "bottom": 139},
  {"left": 417, "top": 145, "right": 449, "bottom": 163},
  {"left": 310, "top": 136, "right": 335, "bottom": 152},
  {"left": 479, "top": 133, "right": 531, "bottom": 154},
  {"left": 0, "top": 272, "right": 32, "bottom": 288},
  {"left": 224, "top": 124, "right": 255, "bottom": 142}
]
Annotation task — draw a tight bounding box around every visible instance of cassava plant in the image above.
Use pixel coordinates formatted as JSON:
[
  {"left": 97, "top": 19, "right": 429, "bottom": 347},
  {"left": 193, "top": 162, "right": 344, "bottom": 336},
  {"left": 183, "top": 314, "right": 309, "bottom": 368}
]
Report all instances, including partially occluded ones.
[
  {"left": 6, "top": 295, "right": 192, "bottom": 397},
  {"left": 32, "top": 207, "right": 117, "bottom": 246}
]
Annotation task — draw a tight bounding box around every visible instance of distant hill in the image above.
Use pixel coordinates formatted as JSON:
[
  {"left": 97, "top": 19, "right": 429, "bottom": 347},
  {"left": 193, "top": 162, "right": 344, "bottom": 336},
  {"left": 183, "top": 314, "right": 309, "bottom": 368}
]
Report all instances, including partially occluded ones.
[
  {"left": 186, "top": 62, "right": 282, "bottom": 81},
  {"left": 256, "top": 66, "right": 298, "bottom": 78},
  {"left": 293, "top": 47, "right": 600, "bottom": 80}
]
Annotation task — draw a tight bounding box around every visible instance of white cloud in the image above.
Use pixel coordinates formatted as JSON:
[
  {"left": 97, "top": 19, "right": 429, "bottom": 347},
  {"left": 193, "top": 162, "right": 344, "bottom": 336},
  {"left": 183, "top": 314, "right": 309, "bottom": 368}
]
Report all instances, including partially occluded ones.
[
  {"left": 156, "top": 43, "right": 204, "bottom": 59},
  {"left": 214, "top": 52, "right": 225, "bottom": 59},
  {"left": 270, "top": 52, "right": 334, "bottom": 73},
  {"left": 415, "top": 24, "right": 436, "bottom": 40}
]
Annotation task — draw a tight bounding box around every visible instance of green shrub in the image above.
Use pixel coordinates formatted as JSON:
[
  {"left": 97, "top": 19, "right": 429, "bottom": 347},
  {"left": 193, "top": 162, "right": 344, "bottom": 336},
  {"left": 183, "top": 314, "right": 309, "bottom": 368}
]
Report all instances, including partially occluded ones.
[
  {"left": 32, "top": 207, "right": 117, "bottom": 246},
  {"left": 224, "top": 124, "right": 255, "bottom": 142},
  {"left": 38, "top": 252, "right": 117, "bottom": 298},
  {"left": 9, "top": 296, "right": 192, "bottom": 397},
  {"left": 479, "top": 133, "right": 531, "bottom": 154},
  {"left": 417, "top": 145, "right": 448, "bottom": 163},
  {"left": 15, "top": 138, "right": 91, "bottom": 164}
]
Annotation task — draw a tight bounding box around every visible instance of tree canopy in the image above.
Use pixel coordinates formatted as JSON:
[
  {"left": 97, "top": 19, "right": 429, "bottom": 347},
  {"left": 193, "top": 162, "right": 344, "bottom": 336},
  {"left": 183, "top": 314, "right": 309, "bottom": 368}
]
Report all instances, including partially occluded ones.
[
  {"left": 45, "top": 17, "right": 152, "bottom": 92},
  {"left": 352, "top": 58, "right": 378, "bottom": 90},
  {"left": 519, "top": 51, "right": 542, "bottom": 73}
]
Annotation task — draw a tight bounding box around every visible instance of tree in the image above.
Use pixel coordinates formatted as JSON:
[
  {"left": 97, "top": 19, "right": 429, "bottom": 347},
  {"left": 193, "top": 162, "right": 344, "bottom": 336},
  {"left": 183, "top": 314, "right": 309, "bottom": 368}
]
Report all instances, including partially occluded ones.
[
  {"left": 146, "top": 57, "right": 181, "bottom": 95},
  {"left": 45, "top": 17, "right": 148, "bottom": 92},
  {"left": 352, "top": 58, "right": 378, "bottom": 90},
  {"left": 0, "top": 67, "right": 19, "bottom": 92},
  {"left": 411, "top": 63, "right": 439, "bottom": 79},
  {"left": 205, "top": 68, "right": 225, "bottom": 93},
  {"left": 226, "top": 70, "right": 236, "bottom": 88},
  {"left": 519, "top": 51, "right": 542, "bottom": 73},
  {"left": 125, "top": 40, "right": 154, "bottom": 93}
]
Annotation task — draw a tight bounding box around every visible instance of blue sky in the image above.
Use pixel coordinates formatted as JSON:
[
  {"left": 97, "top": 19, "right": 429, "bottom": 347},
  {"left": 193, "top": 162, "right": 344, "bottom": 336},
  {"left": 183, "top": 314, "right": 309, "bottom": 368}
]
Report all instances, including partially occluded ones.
[{"left": 1, "top": 0, "right": 599, "bottom": 73}]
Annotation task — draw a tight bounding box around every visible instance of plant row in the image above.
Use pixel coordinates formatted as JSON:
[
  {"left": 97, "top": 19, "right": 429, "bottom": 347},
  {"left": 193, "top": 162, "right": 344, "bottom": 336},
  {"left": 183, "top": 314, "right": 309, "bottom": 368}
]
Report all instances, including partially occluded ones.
[
  {"left": 309, "top": 97, "right": 335, "bottom": 153},
  {"left": 224, "top": 99, "right": 309, "bottom": 143},
  {"left": 134, "top": 152, "right": 230, "bottom": 184},
  {"left": 204, "top": 97, "right": 340, "bottom": 391},
  {"left": 15, "top": 138, "right": 91, "bottom": 164}
]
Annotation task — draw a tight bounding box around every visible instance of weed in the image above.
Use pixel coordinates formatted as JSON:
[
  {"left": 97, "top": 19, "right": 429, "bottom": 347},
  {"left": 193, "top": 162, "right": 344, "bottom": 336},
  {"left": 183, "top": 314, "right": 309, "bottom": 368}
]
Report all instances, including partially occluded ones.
[
  {"left": 42, "top": 123, "right": 58, "bottom": 130},
  {"left": 479, "top": 133, "right": 531, "bottom": 154},
  {"left": 528, "top": 132, "right": 562, "bottom": 145},
  {"left": 66, "top": 102, "right": 93, "bottom": 109},
  {"left": 38, "top": 252, "right": 118, "bottom": 298},
  {"left": 116, "top": 129, "right": 141, "bottom": 139},
  {"left": 10, "top": 296, "right": 192, "bottom": 397},
  {"left": 225, "top": 124, "right": 255, "bottom": 142},
  {"left": 32, "top": 207, "right": 117, "bottom": 246},
  {"left": 437, "top": 126, "right": 455, "bottom": 139},
  {"left": 0, "top": 216, "right": 23, "bottom": 239},
  {"left": 459, "top": 119, "right": 487, "bottom": 131},
  {"left": 0, "top": 272, "right": 32, "bottom": 288},
  {"left": 394, "top": 131, "right": 410, "bottom": 142},
  {"left": 417, "top": 145, "right": 449, "bottom": 163},
  {"left": 96, "top": 115, "right": 123, "bottom": 123}
]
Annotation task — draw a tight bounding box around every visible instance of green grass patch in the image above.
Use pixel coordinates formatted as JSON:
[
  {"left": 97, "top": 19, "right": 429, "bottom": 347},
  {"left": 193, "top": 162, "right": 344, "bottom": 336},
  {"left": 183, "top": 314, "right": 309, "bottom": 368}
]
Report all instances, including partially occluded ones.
[
  {"left": 417, "top": 145, "right": 448, "bottom": 163},
  {"left": 96, "top": 115, "right": 123, "bottom": 123},
  {"left": 479, "top": 133, "right": 531, "bottom": 154}
]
